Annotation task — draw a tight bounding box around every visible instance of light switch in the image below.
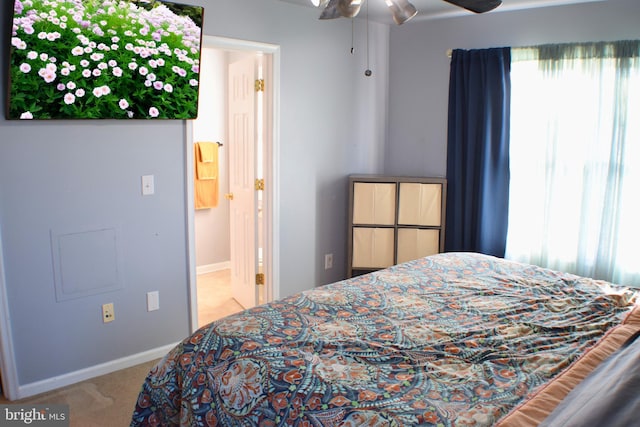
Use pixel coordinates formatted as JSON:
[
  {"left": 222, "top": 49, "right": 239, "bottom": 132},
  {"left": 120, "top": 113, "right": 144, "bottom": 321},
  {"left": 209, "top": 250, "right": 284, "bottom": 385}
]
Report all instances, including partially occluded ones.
[
  {"left": 147, "top": 291, "right": 159, "bottom": 311},
  {"left": 142, "top": 175, "right": 155, "bottom": 195}
]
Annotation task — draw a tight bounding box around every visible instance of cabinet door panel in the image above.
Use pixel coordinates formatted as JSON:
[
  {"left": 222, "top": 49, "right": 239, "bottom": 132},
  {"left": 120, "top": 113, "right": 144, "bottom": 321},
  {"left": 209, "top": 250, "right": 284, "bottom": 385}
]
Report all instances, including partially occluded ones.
[
  {"left": 397, "top": 228, "right": 440, "bottom": 264},
  {"left": 398, "top": 183, "right": 442, "bottom": 226},
  {"left": 352, "top": 227, "right": 395, "bottom": 268},
  {"left": 353, "top": 183, "right": 396, "bottom": 225}
]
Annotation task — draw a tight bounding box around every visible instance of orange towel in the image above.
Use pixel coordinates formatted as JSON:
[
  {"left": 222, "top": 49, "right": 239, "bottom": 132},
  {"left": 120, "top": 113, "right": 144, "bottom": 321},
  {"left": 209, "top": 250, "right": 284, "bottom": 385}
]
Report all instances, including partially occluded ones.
[
  {"left": 196, "top": 142, "right": 218, "bottom": 180},
  {"left": 198, "top": 141, "right": 217, "bottom": 162},
  {"left": 194, "top": 144, "right": 218, "bottom": 209}
]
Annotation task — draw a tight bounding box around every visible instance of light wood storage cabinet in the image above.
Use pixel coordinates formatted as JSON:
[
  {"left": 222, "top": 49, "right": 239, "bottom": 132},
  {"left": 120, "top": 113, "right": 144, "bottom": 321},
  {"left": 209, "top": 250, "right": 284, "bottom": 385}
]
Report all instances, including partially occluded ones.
[{"left": 348, "top": 175, "right": 447, "bottom": 277}]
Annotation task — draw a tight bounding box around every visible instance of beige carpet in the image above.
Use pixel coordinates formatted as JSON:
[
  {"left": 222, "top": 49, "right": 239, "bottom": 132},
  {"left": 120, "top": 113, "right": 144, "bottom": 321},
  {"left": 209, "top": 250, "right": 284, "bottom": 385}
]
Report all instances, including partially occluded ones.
[
  {"left": 0, "top": 359, "right": 158, "bottom": 426},
  {"left": 0, "top": 270, "right": 244, "bottom": 425}
]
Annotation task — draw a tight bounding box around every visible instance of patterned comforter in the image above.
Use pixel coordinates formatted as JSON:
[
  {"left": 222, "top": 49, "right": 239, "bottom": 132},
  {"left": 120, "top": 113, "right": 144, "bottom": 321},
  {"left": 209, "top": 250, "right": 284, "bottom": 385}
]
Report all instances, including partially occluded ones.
[{"left": 130, "top": 252, "right": 638, "bottom": 426}]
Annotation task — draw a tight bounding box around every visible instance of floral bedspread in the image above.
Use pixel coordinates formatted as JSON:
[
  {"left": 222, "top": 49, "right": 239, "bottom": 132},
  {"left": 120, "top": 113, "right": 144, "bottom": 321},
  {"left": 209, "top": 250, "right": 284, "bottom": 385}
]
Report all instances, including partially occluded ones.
[{"left": 130, "top": 253, "right": 637, "bottom": 426}]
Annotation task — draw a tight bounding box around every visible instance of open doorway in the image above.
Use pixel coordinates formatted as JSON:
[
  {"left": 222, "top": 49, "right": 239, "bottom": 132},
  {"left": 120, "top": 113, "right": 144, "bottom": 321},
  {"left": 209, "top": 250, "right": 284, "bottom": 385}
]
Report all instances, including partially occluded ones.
[{"left": 186, "top": 36, "right": 279, "bottom": 331}]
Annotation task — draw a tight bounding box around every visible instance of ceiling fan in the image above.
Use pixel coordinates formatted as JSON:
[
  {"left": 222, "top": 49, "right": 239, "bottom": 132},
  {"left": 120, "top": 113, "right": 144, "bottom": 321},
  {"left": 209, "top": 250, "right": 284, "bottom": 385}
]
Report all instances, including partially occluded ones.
[{"left": 311, "top": 0, "right": 502, "bottom": 25}]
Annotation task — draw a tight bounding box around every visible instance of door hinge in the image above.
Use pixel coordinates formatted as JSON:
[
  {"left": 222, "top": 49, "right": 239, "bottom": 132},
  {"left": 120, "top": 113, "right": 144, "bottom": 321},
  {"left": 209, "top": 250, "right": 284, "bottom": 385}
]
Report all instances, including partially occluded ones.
[
  {"left": 255, "top": 79, "right": 265, "bottom": 92},
  {"left": 255, "top": 178, "right": 265, "bottom": 191},
  {"left": 256, "top": 273, "right": 265, "bottom": 286}
]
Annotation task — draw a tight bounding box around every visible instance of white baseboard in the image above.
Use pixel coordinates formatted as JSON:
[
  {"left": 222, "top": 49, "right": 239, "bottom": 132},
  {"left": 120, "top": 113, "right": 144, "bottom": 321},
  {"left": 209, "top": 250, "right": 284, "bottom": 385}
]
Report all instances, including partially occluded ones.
[
  {"left": 15, "top": 342, "right": 178, "bottom": 400},
  {"left": 196, "top": 261, "right": 230, "bottom": 275}
]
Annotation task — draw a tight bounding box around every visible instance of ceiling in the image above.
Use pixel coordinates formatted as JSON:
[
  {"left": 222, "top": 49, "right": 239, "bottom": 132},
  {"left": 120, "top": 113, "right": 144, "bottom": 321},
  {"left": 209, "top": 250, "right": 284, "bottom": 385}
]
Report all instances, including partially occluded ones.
[{"left": 277, "top": 0, "right": 606, "bottom": 25}]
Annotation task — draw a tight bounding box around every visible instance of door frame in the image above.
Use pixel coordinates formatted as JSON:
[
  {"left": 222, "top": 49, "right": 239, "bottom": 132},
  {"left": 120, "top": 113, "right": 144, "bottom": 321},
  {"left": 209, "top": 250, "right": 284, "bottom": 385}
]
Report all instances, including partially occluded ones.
[
  {"left": 0, "top": 226, "right": 18, "bottom": 400},
  {"left": 185, "top": 36, "right": 280, "bottom": 332}
]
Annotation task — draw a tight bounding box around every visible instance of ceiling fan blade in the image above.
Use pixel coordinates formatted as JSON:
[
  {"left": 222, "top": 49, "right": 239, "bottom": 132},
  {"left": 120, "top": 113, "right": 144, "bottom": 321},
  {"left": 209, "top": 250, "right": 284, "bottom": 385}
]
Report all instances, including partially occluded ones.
[{"left": 443, "top": 0, "right": 502, "bottom": 13}]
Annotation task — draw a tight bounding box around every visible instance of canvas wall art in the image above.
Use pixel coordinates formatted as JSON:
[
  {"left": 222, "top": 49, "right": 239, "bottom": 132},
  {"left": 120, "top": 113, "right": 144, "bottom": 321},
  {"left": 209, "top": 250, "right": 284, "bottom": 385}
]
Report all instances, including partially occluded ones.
[{"left": 7, "top": 0, "right": 204, "bottom": 120}]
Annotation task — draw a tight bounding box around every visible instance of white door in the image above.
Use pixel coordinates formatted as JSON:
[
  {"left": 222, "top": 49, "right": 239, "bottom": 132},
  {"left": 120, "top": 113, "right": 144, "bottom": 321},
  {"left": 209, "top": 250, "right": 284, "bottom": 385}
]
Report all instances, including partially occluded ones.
[{"left": 228, "top": 55, "right": 258, "bottom": 309}]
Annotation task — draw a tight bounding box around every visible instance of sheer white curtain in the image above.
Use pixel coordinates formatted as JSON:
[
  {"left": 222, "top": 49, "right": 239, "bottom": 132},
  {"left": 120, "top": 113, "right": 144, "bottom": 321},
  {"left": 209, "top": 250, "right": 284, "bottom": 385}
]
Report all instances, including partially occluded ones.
[{"left": 506, "top": 41, "right": 640, "bottom": 287}]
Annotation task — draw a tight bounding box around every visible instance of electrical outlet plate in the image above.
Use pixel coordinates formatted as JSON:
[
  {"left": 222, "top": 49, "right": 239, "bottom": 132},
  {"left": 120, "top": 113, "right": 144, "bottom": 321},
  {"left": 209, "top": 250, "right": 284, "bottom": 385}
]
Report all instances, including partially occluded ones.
[
  {"left": 147, "top": 291, "right": 160, "bottom": 311},
  {"left": 102, "top": 303, "right": 115, "bottom": 323},
  {"left": 324, "top": 253, "right": 333, "bottom": 270}
]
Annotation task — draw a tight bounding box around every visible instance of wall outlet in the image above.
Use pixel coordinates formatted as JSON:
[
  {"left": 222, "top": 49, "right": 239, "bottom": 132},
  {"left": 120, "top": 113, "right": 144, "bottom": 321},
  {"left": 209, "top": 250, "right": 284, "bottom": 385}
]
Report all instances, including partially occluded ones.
[
  {"left": 102, "top": 303, "right": 115, "bottom": 323},
  {"left": 147, "top": 291, "right": 160, "bottom": 312},
  {"left": 324, "top": 253, "right": 333, "bottom": 270}
]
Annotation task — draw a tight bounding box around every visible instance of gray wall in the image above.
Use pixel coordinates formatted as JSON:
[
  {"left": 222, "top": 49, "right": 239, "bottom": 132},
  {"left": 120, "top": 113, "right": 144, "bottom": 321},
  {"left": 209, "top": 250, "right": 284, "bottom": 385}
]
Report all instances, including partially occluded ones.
[
  {"left": 5, "top": 0, "right": 635, "bottom": 398},
  {"left": 0, "top": 0, "right": 389, "bottom": 391},
  {"left": 386, "top": 0, "right": 640, "bottom": 177}
]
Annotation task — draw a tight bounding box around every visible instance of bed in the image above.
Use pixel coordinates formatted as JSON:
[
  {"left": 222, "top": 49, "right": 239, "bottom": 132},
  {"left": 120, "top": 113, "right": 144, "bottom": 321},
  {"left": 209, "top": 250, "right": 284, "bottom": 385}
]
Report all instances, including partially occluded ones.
[{"left": 130, "top": 252, "right": 640, "bottom": 426}]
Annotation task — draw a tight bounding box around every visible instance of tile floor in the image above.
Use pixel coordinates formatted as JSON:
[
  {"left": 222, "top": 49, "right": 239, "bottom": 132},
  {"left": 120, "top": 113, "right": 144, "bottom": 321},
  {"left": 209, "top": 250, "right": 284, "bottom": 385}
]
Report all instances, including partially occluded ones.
[{"left": 196, "top": 269, "right": 244, "bottom": 327}]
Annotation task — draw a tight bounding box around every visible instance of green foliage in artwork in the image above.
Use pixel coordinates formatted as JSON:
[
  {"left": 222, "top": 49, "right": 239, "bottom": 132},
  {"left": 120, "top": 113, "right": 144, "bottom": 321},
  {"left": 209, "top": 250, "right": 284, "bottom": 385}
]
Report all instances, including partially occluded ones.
[{"left": 9, "top": 0, "right": 204, "bottom": 120}]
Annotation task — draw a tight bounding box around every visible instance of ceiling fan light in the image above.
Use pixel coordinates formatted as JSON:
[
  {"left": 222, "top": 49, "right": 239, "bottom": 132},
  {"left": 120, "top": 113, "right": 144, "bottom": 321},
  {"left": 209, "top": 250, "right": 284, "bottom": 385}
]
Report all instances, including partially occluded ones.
[
  {"left": 337, "top": 0, "right": 363, "bottom": 18},
  {"left": 319, "top": 0, "right": 342, "bottom": 19},
  {"left": 385, "top": 0, "right": 417, "bottom": 25}
]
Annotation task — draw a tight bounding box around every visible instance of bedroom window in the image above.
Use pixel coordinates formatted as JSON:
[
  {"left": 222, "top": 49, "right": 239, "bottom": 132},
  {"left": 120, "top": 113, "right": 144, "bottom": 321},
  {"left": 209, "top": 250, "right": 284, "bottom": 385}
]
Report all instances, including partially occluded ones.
[{"left": 506, "top": 41, "right": 640, "bottom": 286}]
